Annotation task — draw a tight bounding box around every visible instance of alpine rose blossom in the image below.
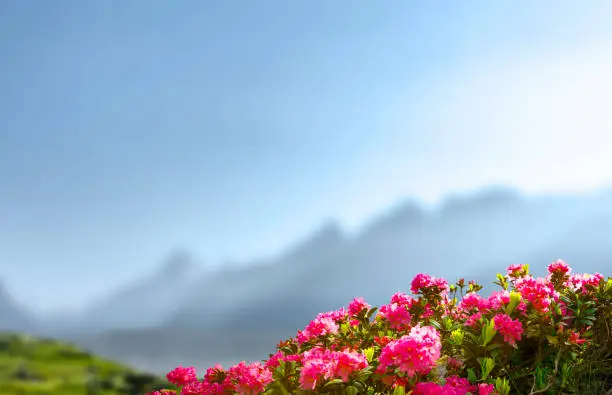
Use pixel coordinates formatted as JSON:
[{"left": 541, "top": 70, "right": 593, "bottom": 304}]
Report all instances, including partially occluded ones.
[
  {"left": 225, "top": 361, "right": 272, "bottom": 394},
  {"left": 513, "top": 276, "right": 556, "bottom": 313},
  {"left": 493, "top": 313, "right": 524, "bottom": 346},
  {"left": 411, "top": 273, "right": 449, "bottom": 296},
  {"left": 297, "top": 314, "right": 340, "bottom": 344},
  {"left": 412, "top": 376, "right": 496, "bottom": 395},
  {"left": 264, "top": 351, "right": 301, "bottom": 370},
  {"left": 390, "top": 291, "right": 413, "bottom": 305},
  {"left": 378, "top": 302, "right": 411, "bottom": 330},
  {"left": 378, "top": 324, "right": 441, "bottom": 377},
  {"left": 179, "top": 381, "right": 204, "bottom": 395},
  {"left": 566, "top": 273, "right": 604, "bottom": 293},
  {"left": 568, "top": 330, "right": 587, "bottom": 345},
  {"left": 165, "top": 366, "right": 197, "bottom": 386},
  {"left": 506, "top": 264, "right": 529, "bottom": 278},
  {"left": 298, "top": 347, "right": 368, "bottom": 390},
  {"left": 548, "top": 259, "right": 571, "bottom": 275},
  {"left": 348, "top": 297, "right": 370, "bottom": 316},
  {"left": 458, "top": 292, "right": 488, "bottom": 312}
]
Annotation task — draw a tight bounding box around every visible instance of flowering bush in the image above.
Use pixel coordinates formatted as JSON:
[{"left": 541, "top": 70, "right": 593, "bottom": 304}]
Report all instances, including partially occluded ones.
[{"left": 146, "top": 260, "right": 611, "bottom": 394}]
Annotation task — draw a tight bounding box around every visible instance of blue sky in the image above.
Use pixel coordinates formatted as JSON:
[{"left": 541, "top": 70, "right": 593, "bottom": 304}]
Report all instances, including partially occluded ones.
[{"left": 2, "top": 1, "right": 612, "bottom": 312}]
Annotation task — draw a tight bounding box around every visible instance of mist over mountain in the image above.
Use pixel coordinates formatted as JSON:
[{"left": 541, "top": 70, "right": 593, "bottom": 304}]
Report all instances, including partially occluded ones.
[
  {"left": 0, "top": 280, "right": 39, "bottom": 333},
  {"left": 70, "top": 249, "right": 205, "bottom": 332},
  {"left": 2, "top": 186, "right": 612, "bottom": 374}
]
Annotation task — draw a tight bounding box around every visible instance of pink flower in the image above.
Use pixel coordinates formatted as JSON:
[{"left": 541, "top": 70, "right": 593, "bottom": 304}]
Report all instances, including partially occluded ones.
[
  {"left": 180, "top": 381, "right": 204, "bottom": 395},
  {"left": 412, "top": 381, "right": 444, "bottom": 394},
  {"left": 299, "top": 356, "right": 330, "bottom": 390},
  {"left": 297, "top": 313, "right": 340, "bottom": 344},
  {"left": 298, "top": 347, "right": 368, "bottom": 390},
  {"left": 390, "top": 291, "right": 413, "bottom": 305},
  {"left": 448, "top": 376, "right": 482, "bottom": 394},
  {"left": 513, "top": 276, "right": 555, "bottom": 313},
  {"left": 378, "top": 302, "right": 411, "bottom": 330},
  {"left": 548, "top": 259, "right": 571, "bottom": 275},
  {"left": 507, "top": 264, "right": 529, "bottom": 278},
  {"left": 488, "top": 290, "right": 510, "bottom": 309},
  {"left": 166, "top": 366, "right": 197, "bottom": 386},
  {"left": 421, "top": 303, "right": 435, "bottom": 319},
  {"left": 333, "top": 349, "right": 368, "bottom": 382},
  {"left": 201, "top": 381, "right": 231, "bottom": 394},
  {"left": 493, "top": 313, "right": 524, "bottom": 346},
  {"left": 374, "top": 335, "right": 393, "bottom": 347},
  {"left": 318, "top": 307, "right": 348, "bottom": 322},
  {"left": 447, "top": 357, "right": 464, "bottom": 369},
  {"left": 465, "top": 312, "right": 483, "bottom": 328},
  {"left": 348, "top": 297, "right": 370, "bottom": 316},
  {"left": 477, "top": 383, "right": 496, "bottom": 394},
  {"left": 203, "top": 364, "right": 225, "bottom": 381},
  {"left": 487, "top": 290, "right": 526, "bottom": 314},
  {"left": 264, "top": 351, "right": 284, "bottom": 369},
  {"left": 411, "top": 273, "right": 449, "bottom": 297},
  {"left": 378, "top": 324, "right": 441, "bottom": 378},
  {"left": 566, "top": 273, "right": 604, "bottom": 293},
  {"left": 264, "top": 351, "right": 301, "bottom": 370},
  {"left": 413, "top": 376, "right": 489, "bottom": 395},
  {"left": 458, "top": 292, "right": 489, "bottom": 312},
  {"left": 225, "top": 361, "right": 272, "bottom": 394},
  {"left": 568, "top": 330, "right": 587, "bottom": 345}
]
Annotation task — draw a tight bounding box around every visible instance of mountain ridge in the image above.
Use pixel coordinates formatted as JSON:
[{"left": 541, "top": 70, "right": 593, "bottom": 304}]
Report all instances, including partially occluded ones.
[{"left": 2, "top": 185, "right": 612, "bottom": 374}]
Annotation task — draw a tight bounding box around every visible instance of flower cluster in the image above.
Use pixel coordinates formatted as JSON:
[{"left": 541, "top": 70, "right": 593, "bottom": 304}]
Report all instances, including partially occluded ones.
[
  {"left": 146, "top": 260, "right": 610, "bottom": 395},
  {"left": 376, "top": 324, "right": 441, "bottom": 378},
  {"left": 296, "top": 312, "right": 340, "bottom": 344},
  {"left": 413, "top": 377, "right": 495, "bottom": 395},
  {"left": 411, "top": 273, "right": 450, "bottom": 297},
  {"left": 299, "top": 347, "right": 368, "bottom": 390},
  {"left": 492, "top": 313, "right": 523, "bottom": 346}
]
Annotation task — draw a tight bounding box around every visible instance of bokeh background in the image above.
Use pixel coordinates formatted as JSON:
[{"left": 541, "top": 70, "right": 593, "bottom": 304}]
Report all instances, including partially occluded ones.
[{"left": 2, "top": 0, "right": 612, "bottom": 375}]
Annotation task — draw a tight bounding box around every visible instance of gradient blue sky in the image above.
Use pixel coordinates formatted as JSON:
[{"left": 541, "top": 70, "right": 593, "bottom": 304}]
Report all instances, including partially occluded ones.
[{"left": 2, "top": 1, "right": 612, "bottom": 312}]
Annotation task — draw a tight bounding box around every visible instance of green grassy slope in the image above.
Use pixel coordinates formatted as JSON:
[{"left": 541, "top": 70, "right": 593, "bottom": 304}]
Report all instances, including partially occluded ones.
[{"left": 0, "top": 331, "right": 176, "bottom": 395}]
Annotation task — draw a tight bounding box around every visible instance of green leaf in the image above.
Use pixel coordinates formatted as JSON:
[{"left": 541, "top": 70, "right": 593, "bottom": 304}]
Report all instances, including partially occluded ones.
[
  {"left": 269, "top": 381, "right": 290, "bottom": 395},
  {"left": 366, "top": 307, "right": 379, "bottom": 320},
  {"left": 479, "top": 357, "right": 495, "bottom": 380},
  {"left": 363, "top": 347, "right": 375, "bottom": 363},
  {"left": 467, "top": 368, "right": 478, "bottom": 383},
  {"left": 393, "top": 385, "right": 406, "bottom": 395},
  {"left": 505, "top": 291, "right": 522, "bottom": 315},
  {"left": 534, "top": 366, "right": 549, "bottom": 390},
  {"left": 546, "top": 335, "right": 558, "bottom": 345},
  {"left": 430, "top": 319, "right": 442, "bottom": 331},
  {"left": 354, "top": 366, "right": 373, "bottom": 381},
  {"left": 344, "top": 385, "right": 359, "bottom": 395},
  {"left": 495, "top": 377, "right": 511, "bottom": 395},
  {"left": 450, "top": 329, "right": 464, "bottom": 345},
  {"left": 352, "top": 380, "right": 366, "bottom": 390},
  {"left": 481, "top": 319, "right": 497, "bottom": 346},
  {"left": 443, "top": 317, "right": 454, "bottom": 331},
  {"left": 323, "top": 378, "right": 344, "bottom": 387},
  {"left": 560, "top": 362, "right": 571, "bottom": 389},
  {"left": 495, "top": 273, "right": 508, "bottom": 290}
]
